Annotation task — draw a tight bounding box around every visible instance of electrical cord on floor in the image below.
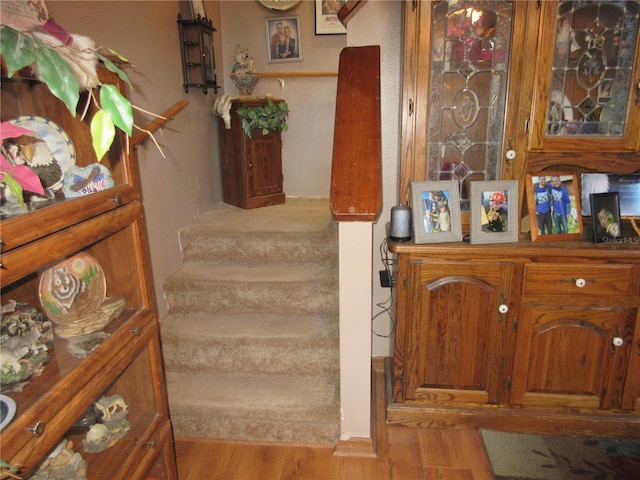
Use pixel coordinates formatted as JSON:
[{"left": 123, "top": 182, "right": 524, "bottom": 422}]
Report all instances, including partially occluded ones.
[{"left": 372, "top": 237, "right": 396, "bottom": 338}]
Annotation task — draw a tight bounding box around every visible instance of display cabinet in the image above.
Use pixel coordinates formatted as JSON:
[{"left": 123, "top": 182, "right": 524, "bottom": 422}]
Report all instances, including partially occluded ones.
[
  {"left": 217, "top": 98, "right": 286, "bottom": 209},
  {"left": 0, "top": 66, "right": 178, "bottom": 479}
]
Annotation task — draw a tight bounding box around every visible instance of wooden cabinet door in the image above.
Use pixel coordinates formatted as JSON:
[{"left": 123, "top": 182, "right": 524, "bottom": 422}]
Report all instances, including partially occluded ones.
[
  {"left": 402, "top": 260, "right": 514, "bottom": 405},
  {"left": 245, "top": 132, "right": 283, "bottom": 198},
  {"left": 511, "top": 306, "right": 637, "bottom": 410}
]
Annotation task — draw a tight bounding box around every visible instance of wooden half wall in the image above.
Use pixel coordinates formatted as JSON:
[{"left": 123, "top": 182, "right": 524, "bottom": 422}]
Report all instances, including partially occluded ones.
[{"left": 330, "top": 45, "right": 382, "bottom": 222}]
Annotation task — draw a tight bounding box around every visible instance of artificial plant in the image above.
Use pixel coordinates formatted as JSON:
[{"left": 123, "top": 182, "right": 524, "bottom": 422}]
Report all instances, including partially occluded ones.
[{"left": 236, "top": 100, "right": 289, "bottom": 139}]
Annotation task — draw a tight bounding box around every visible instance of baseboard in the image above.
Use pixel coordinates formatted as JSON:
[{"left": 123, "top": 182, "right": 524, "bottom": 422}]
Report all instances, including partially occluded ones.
[
  {"left": 332, "top": 357, "right": 389, "bottom": 458},
  {"left": 332, "top": 437, "right": 377, "bottom": 458}
]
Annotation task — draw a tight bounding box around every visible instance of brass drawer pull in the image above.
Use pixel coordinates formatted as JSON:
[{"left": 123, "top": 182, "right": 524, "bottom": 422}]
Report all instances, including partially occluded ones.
[
  {"left": 130, "top": 326, "right": 142, "bottom": 336},
  {"left": 26, "top": 421, "right": 45, "bottom": 438}
]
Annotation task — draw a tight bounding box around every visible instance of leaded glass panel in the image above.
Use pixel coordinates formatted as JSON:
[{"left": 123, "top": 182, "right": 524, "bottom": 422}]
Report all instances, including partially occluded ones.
[
  {"left": 429, "top": 1, "right": 513, "bottom": 209},
  {"left": 546, "top": 1, "right": 639, "bottom": 137}
]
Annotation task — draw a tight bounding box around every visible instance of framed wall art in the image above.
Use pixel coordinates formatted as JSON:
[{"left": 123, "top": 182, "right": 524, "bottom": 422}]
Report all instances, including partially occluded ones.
[
  {"left": 411, "top": 181, "right": 462, "bottom": 244},
  {"left": 590, "top": 192, "right": 622, "bottom": 243},
  {"left": 265, "top": 16, "right": 303, "bottom": 63},
  {"left": 470, "top": 180, "right": 519, "bottom": 245},
  {"left": 315, "top": 0, "right": 347, "bottom": 35},
  {"left": 526, "top": 172, "right": 583, "bottom": 242}
]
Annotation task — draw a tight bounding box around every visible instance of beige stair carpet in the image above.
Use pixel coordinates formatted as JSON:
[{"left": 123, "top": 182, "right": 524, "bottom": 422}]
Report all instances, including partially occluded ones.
[{"left": 160, "top": 198, "right": 341, "bottom": 445}]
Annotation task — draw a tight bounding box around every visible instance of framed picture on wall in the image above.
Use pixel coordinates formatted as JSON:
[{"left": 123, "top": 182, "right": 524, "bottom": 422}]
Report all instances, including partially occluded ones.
[
  {"left": 525, "top": 172, "right": 583, "bottom": 242},
  {"left": 314, "top": 0, "right": 347, "bottom": 35},
  {"left": 265, "top": 16, "right": 303, "bottom": 63},
  {"left": 470, "top": 180, "right": 519, "bottom": 244},
  {"left": 411, "top": 181, "right": 462, "bottom": 244}
]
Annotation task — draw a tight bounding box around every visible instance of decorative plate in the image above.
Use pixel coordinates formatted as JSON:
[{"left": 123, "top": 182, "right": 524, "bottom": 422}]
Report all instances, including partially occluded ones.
[
  {"left": 7, "top": 115, "right": 76, "bottom": 192},
  {"left": 39, "top": 252, "right": 106, "bottom": 324},
  {"left": 0, "top": 395, "right": 17, "bottom": 431},
  {"left": 258, "top": 0, "right": 301, "bottom": 10}
]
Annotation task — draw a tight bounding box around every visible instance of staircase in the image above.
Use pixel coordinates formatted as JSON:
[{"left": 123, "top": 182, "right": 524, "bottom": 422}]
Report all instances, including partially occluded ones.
[{"left": 160, "top": 198, "right": 341, "bottom": 445}]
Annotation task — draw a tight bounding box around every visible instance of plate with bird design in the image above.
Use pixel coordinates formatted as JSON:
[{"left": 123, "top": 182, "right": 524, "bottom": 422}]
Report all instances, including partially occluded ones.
[{"left": 7, "top": 115, "right": 76, "bottom": 193}]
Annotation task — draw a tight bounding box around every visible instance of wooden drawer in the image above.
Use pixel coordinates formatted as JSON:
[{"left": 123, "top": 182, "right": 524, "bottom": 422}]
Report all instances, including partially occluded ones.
[{"left": 523, "top": 264, "right": 635, "bottom": 297}]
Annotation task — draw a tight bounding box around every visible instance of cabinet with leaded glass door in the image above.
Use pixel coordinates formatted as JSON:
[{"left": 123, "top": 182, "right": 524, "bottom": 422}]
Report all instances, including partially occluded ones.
[{"left": 524, "top": 0, "right": 640, "bottom": 174}]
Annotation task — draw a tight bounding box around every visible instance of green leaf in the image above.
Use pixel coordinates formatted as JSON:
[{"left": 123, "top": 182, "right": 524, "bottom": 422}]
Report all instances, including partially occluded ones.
[
  {"left": 105, "top": 47, "right": 129, "bottom": 63},
  {"left": 94, "top": 51, "right": 133, "bottom": 88},
  {"left": 33, "top": 38, "right": 80, "bottom": 115},
  {"left": 90, "top": 109, "right": 116, "bottom": 160},
  {"left": 0, "top": 26, "right": 36, "bottom": 77},
  {"left": 1, "top": 172, "right": 25, "bottom": 205},
  {"left": 99, "top": 84, "right": 133, "bottom": 136}
]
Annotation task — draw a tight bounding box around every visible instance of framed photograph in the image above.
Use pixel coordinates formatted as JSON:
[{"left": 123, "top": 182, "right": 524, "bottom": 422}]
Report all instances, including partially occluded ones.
[
  {"left": 590, "top": 192, "right": 622, "bottom": 243},
  {"left": 470, "top": 180, "right": 519, "bottom": 245},
  {"left": 411, "top": 181, "right": 462, "bottom": 244},
  {"left": 526, "top": 172, "right": 583, "bottom": 242},
  {"left": 315, "top": 0, "right": 347, "bottom": 35},
  {"left": 265, "top": 16, "right": 303, "bottom": 63}
]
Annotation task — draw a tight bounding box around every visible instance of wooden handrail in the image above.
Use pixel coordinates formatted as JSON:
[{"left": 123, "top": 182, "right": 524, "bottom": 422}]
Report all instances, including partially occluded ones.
[
  {"left": 131, "top": 99, "right": 189, "bottom": 149},
  {"left": 329, "top": 46, "right": 382, "bottom": 222}
]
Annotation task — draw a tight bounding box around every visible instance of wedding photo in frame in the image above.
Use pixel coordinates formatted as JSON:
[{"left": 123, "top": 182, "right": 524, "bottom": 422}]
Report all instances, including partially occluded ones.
[
  {"left": 525, "top": 172, "right": 583, "bottom": 242},
  {"left": 265, "top": 16, "right": 303, "bottom": 63},
  {"left": 411, "top": 181, "right": 462, "bottom": 244},
  {"left": 470, "top": 180, "right": 519, "bottom": 245},
  {"left": 314, "top": 0, "right": 347, "bottom": 34},
  {"left": 590, "top": 192, "right": 622, "bottom": 243}
]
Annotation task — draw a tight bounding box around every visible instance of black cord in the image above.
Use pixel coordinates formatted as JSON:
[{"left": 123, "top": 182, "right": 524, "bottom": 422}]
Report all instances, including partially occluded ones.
[{"left": 372, "top": 237, "right": 396, "bottom": 338}]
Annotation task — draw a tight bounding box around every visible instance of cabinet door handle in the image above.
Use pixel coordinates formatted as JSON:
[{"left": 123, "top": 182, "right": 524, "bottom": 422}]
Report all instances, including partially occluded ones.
[
  {"left": 145, "top": 439, "right": 157, "bottom": 448},
  {"left": 26, "top": 421, "right": 46, "bottom": 438},
  {"left": 110, "top": 194, "right": 123, "bottom": 206},
  {"left": 130, "top": 326, "right": 142, "bottom": 336}
]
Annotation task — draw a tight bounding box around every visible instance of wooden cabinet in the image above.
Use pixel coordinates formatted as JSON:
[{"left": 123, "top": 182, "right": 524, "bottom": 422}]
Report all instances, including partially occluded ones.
[
  {"left": 388, "top": 241, "right": 640, "bottom": 437},
  {"left": 0, "top": 68, "right": 178, "bottom": 479},
  {"left": 218, "top": 99, "right": 285, "bottom": 209}
]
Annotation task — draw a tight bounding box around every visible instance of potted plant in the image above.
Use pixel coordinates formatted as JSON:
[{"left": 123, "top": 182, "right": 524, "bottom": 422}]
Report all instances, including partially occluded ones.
[{"left": 235, "top": 100, "right": 289, "bottom": 139}]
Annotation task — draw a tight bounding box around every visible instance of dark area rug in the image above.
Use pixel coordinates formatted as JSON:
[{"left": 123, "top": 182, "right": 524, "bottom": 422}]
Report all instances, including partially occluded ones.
[{"left": 480, "top": 429, "right": 640, "bottom": 479}]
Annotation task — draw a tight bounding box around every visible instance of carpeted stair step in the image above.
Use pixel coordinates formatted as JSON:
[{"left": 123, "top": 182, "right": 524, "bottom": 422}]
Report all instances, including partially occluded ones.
[
  {"left": 164, "top": 262, "right": 338, "bottom": 316},
  {"left": 160, "top": 312, "right": 339, "bottom": 376},
  {"left": 166, "top": 371, "right": 340, "bottom": 445},
  {"left": 180, "top": 229, "right": 338, "bottom": 265}
]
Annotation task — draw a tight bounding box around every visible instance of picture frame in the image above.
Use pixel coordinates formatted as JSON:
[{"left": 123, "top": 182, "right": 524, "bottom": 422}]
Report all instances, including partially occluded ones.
[
  {"left": 411, "top": 181, "right": 462, "bottom": 244},
  {"left": 265, "top": 16, "right": 303, "bottom": 63},
  {"left": 526, "top": 172, "right": 583, "bottom": 242},
  {"left": 590, "top": 192, "right": 622, "bottom": 243},
  {"left": 314, "top": 0, "right": 347, "bottom": 35},
  {"left": 470, "top": 180, "right": 519, "bottom": 245},
  {"left": 580, "top": 173, "right": 640, "bottom": 217}
]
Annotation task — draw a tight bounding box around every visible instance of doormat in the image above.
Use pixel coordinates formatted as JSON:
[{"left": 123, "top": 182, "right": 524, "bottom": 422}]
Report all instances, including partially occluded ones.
[{"left": 480, "top": 429, "right": 640, "bottom": 480}]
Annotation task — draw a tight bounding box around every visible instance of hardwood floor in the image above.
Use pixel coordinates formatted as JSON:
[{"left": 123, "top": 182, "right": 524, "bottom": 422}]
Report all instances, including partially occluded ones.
[{"left": 174, "top": 359, "right": 495, "bottom": 479}]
